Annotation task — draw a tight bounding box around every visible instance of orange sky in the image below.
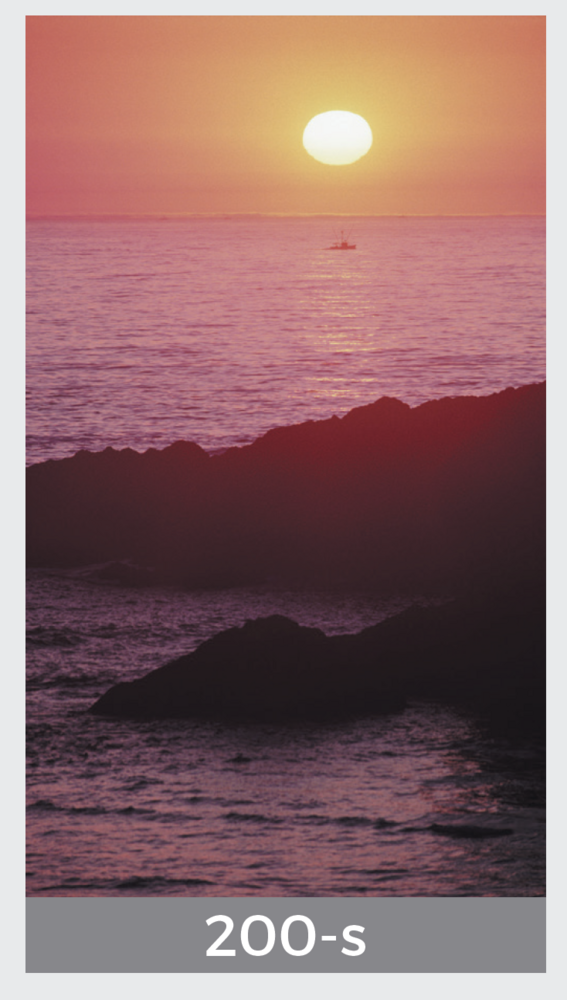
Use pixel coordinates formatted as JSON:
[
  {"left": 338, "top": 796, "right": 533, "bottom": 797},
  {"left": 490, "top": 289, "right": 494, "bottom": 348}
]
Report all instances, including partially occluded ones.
[{"left": 26, "top": 15, "right": 546, "bottom": 216}]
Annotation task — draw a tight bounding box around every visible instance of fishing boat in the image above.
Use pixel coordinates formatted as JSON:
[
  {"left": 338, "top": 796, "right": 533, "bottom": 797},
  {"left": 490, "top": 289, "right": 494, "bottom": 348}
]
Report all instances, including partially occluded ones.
[{"left": 328, "top": 230, "right": 356, "bottom": 250}]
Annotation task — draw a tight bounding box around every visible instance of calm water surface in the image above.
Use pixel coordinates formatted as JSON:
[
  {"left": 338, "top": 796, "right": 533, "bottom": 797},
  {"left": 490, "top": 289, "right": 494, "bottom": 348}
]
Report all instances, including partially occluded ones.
[
  {"left": 26, "top": 217, "right": 545, "bottom": 896},
  {"left": 26, "top": 216, "right": 545, "bottom": 464}
]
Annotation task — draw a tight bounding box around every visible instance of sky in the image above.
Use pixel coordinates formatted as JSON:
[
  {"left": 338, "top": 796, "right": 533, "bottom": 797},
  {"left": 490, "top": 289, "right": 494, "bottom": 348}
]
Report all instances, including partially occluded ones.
[{"left": 26, "top": 15, "right": 545, "bottom": 216}]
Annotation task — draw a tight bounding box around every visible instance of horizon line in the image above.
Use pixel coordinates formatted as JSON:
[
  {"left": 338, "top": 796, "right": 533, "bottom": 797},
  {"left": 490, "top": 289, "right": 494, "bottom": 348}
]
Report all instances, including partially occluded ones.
[{"left": 26, "top": 212, "right": 546, "bottom": 221}]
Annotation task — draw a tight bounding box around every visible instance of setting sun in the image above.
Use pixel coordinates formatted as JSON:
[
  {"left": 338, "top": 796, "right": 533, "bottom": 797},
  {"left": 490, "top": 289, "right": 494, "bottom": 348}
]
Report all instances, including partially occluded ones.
[{"left": 302, "top": 110, "right": 373, "bottom": 165}]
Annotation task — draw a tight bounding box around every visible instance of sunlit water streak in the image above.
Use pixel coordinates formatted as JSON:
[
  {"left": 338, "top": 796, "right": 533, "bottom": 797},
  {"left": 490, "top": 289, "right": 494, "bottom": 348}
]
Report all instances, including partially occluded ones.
[{"left": 26, "top": 217, "right": 545, "bottom": 896}]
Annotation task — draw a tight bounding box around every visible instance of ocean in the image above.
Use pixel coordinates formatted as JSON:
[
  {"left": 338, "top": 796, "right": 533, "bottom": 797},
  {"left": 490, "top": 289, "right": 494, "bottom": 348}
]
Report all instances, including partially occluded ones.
[{"left": 26, "top": 215, "right": 545, "bottom": 896}]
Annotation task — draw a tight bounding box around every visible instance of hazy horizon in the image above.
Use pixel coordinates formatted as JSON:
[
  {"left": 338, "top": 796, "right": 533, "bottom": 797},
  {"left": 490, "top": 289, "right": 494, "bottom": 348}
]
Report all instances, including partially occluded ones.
[{"left": 27, "top": 212, "right": 547, "bottom": 219}]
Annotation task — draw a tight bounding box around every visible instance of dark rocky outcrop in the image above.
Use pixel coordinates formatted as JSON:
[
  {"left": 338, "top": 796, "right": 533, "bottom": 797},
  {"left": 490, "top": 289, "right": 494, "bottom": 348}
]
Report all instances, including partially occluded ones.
[
  {"left": 90, "top": 613, "right": 406, "bottom": 721},
  {"left": 429, "top": 824, "right": 514, "bottom": 839},
  {"left": 27, "top": 383, "right": 545, "bottom": 597},
  {"left": 90, "top": 588, "right": 545, "bottom": 731}
]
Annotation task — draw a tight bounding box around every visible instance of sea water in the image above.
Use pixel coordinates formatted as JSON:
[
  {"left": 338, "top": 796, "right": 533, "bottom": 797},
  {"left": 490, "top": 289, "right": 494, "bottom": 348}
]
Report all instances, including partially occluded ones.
[
  {"left": 26, "top": 216, "right": 545, "bottom": 896},
  {"left": 26, "top": 215, "right": 545, "bottom": 464}
]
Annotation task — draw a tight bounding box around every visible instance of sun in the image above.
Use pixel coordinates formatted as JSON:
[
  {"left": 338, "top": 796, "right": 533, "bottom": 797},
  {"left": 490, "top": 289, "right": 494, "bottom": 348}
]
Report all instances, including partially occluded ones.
[{"left": 302, "top": 111, "right": 373, "bottom": 166}]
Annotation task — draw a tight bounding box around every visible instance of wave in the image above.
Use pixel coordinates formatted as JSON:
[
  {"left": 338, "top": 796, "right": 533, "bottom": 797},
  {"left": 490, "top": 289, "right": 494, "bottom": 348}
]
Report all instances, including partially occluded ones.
[
  {"left": 31, "top": 875, "right": 215, "bottom": 894},
  {"left": 26, "top": 627, "right": 84, "bottom": 648},
  {"left": 115, "top": 876, "right": 214, "bottom": 889},
  {"left": 223, "top": 811, "right": 283, "bottom": 825}
]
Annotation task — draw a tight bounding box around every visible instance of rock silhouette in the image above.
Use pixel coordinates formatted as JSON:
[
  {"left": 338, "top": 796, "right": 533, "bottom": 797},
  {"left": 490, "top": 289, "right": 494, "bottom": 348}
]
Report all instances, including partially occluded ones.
[
  {"left": 27, "top": 383, "right": 545, "bottom": 597},
  {"left": 90, "top": 589, "right": 545, "bottom": 730},
  {"left": 429, "top": 824, "right": 514, "bottom": 839}
]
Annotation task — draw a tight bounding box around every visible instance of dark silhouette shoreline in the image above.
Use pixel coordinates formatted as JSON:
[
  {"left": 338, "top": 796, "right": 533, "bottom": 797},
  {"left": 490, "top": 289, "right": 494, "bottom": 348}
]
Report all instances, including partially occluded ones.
[
  {"left": 28, "top": 382, "right": 545, "bottom": 731},
  {"left": 27, "top": 382, "right": 545, "bottom": 597}
]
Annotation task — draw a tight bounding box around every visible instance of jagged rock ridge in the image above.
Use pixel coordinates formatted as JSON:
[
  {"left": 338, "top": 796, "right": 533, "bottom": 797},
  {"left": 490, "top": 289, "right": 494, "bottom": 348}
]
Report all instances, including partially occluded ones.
[{"left": 27, "top": 383, "right": 545, "bottom": 595}]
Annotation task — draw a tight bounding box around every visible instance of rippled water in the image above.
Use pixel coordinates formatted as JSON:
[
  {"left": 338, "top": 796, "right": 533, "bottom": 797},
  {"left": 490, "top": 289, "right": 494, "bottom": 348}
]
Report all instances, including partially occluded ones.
[
  {"left": 26, "top": 216, "right": 545, "bottom": 896},
  {"left": 26, "top": 571, "right": 545, "bottom": 897},
  {"left": 26, "top": 216, "right": 545, "bottom": 464}
]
